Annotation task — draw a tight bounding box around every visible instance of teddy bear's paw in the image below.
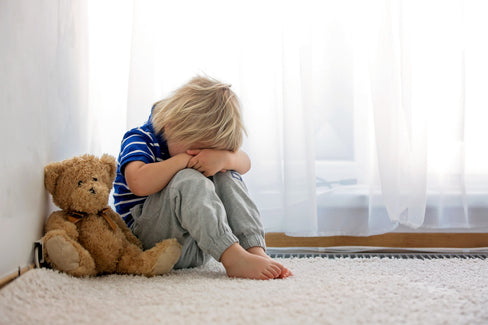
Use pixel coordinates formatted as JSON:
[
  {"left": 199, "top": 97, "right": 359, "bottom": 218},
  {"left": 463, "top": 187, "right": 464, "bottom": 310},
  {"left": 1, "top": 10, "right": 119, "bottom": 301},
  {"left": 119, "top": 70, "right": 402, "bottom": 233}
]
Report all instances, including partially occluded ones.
[
  {"left": 152, "top": 243, "right": 182, "bottom": 275},
  {"left": 45, "top": 235, "right": 81, "bottom": 271}
]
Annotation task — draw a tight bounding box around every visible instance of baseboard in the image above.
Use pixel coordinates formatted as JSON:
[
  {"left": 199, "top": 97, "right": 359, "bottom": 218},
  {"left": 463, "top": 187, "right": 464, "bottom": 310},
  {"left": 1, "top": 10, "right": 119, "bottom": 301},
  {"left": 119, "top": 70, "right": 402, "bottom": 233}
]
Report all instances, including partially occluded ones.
[
  {"left": 265, "top": 232, "right": 488, "bottom": 249},
  {"left": 0, "top": 264, "right": 35, "bottom": 290}
]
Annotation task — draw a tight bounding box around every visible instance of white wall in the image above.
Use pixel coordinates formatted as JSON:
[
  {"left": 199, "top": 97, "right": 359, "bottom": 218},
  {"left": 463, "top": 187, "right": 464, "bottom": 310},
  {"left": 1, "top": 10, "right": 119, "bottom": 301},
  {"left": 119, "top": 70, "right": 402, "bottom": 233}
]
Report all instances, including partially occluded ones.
[{"left": 0, "top": 0, "right": 89, "bottom": 278}]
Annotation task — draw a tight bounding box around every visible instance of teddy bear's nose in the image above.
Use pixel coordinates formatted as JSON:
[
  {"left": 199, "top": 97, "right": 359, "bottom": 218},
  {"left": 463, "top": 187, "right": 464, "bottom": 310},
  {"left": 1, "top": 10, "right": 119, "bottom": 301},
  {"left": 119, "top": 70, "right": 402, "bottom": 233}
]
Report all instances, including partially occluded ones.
[{"left": 90, "top": 188, "right": 96, "bottom": 194}]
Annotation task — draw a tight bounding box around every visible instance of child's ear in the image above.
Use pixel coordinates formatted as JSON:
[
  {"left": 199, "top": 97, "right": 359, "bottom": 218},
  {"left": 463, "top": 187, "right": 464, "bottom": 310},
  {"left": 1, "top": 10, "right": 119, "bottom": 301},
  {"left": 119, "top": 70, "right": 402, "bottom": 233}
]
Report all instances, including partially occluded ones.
[
  {"left": 44, "top": 162, "right": 65, "bottom": 195},
  {"left": 100, "top": 154, "right": 116, "bottom": 183}
]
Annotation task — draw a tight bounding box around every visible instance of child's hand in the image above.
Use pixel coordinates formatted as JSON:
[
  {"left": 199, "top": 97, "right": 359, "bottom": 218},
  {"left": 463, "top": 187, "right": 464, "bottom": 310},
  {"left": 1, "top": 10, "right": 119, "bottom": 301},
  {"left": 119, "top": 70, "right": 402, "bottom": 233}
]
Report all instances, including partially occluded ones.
[{"left": 187, "top": 149, "right": 229, "bottom": 177}]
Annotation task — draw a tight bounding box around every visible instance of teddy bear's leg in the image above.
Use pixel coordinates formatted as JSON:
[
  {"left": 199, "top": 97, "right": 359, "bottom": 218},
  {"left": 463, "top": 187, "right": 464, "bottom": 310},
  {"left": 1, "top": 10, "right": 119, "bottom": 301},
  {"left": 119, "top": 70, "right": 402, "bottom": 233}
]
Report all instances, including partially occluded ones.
[
  {"left": 149, "top": 239, "right": 182, "bottom": 275},
  {"left": 43, "top": 229, "right": 97, "bottom": 277},
  {"left": 117, "top": 238, "right": 182, "bottom": 276}
]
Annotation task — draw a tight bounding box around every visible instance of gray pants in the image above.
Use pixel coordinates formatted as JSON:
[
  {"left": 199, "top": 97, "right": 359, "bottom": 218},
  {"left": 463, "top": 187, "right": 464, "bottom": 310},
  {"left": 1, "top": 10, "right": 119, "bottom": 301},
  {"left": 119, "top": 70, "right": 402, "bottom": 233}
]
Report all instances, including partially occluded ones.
[{"left": 130, "top": 169, "right": 266, "bottom": 269}]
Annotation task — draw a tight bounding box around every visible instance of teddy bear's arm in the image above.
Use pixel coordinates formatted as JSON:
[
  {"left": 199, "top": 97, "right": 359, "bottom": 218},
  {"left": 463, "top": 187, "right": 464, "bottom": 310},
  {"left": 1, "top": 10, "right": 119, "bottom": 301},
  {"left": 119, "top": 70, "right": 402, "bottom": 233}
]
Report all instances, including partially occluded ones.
[
  {"left": 45, "top": 211, "right": 79, "bottom": 240},
  {"left": 105, "top": 208, "right": 143, "bottom": 249}
]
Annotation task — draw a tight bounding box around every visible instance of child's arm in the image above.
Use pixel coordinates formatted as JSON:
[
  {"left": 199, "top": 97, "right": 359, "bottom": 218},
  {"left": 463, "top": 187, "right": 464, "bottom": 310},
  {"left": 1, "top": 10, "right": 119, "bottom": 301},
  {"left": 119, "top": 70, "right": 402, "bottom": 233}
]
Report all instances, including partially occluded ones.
[
  {"left": 124, "top": 153, "right": 192, "bottom": 196},
  {"left": 186, "top": 149, "right": 251, "bottom": 177}
]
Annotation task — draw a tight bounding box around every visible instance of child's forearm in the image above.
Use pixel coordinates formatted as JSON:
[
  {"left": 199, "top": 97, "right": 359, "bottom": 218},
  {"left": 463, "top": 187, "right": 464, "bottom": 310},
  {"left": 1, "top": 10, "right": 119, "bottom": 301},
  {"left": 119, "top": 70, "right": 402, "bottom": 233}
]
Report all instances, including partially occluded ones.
[
  {"left": 227, "top": 150, "right": 251, "bottom": 175},
  {"left": 124, "top": 153, "right": 191, "bottom": 196},
  {"left": 186, "top": 149, "right": 251, "bottom": 176}
]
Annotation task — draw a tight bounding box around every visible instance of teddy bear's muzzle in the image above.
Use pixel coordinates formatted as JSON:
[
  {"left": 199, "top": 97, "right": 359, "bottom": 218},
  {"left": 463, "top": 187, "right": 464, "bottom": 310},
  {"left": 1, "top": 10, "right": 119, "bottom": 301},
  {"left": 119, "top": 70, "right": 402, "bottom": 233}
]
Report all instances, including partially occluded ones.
[{"left": 71, "top": 184, "right": 109, "bottom": 214}]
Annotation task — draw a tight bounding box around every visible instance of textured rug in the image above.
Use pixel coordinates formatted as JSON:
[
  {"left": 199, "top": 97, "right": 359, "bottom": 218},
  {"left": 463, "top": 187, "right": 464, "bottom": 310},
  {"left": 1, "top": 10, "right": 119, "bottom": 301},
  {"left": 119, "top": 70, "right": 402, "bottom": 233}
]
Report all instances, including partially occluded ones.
[{"left": 1, "top": 256, "right": 487, "bottom": 325}]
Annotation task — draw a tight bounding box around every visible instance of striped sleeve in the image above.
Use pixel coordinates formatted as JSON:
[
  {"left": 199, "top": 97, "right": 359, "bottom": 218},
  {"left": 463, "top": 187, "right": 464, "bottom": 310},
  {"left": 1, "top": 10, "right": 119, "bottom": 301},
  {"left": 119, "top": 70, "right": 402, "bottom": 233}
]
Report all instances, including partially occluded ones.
[{"left": 118, "top": 129, "right": 157, "bottom": 175}]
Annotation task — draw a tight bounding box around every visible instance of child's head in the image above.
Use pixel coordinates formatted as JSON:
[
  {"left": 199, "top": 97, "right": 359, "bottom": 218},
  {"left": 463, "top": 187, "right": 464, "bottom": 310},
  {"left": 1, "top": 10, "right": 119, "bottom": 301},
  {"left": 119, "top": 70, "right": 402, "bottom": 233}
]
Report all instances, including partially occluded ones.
[{"left": 152, "top": 76, "right": 246, "bottom": 152}]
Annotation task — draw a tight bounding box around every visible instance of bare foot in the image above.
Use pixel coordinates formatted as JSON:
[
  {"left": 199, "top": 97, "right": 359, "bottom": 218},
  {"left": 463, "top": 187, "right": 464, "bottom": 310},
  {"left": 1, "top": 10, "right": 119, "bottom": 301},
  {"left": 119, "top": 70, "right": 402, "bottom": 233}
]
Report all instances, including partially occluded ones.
[
  {"left": 247, "top": 246, "right": 293, "bottom": 278},
  {"left": 220, "top": 243, "right": 283, "bottom": 280},
  {"left": 246, "top": 246, "right": 269, "bottom": 258}
]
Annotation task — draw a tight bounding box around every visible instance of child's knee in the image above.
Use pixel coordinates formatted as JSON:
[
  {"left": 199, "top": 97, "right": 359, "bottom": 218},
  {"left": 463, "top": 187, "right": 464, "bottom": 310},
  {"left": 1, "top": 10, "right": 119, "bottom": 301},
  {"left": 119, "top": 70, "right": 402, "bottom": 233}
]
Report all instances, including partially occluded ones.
[
  {"left": 214, "top": 170, "right": 245, "bottom": 189},
  {"left": 174, "top": 168, "right": 205, "bottom": 181},
  {"left": 170, "top": 168, "right": 212, "bottom": 189}
]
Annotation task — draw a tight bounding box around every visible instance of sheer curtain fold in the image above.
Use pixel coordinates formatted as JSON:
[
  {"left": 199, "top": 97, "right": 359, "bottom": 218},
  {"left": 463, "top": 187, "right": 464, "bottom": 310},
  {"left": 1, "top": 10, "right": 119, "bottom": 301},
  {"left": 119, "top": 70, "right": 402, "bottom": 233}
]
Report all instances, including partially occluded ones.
[
  {"left": 126, "top": 0, "right": 157, "bottom": 130},
  {"left": 87, "top": 0, "right": 488, "bottom": 236},
  {"left": 369, "top": 0, "right": 428, "bottom": 228},
  {"left": 281, "top": 5, "right": 318, "bottom": 235},
  {"left": 368, "top": 0, "right": 488, "bottom": 232}
]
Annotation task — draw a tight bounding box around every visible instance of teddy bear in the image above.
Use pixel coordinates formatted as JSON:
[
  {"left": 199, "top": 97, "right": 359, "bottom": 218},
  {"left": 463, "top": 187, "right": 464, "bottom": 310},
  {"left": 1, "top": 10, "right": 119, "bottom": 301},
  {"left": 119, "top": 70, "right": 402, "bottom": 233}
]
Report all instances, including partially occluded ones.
[{"left": 42, "top": 154, "right": 182, "bottom": 277}]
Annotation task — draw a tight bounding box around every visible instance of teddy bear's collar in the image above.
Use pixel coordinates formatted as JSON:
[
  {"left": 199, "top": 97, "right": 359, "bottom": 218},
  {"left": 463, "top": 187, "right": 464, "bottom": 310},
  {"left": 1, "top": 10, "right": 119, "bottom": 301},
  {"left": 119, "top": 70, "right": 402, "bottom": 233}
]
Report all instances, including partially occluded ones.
[{"left": 68, "top": 208, "right": 117, "bottom": 232}]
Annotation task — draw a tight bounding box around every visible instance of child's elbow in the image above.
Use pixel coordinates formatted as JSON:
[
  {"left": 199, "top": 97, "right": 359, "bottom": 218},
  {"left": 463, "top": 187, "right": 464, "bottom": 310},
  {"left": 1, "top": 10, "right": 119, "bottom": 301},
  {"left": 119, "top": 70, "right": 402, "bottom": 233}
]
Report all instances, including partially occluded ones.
[
  {"left": 126, "top": 178, "right": 150, "bottom": 197},
  {"left": 241, "top": 153, "right": 251, "bottom": 174},
  {"left": 242, "top": 160, "right": 251, "bottom": 174},
  {"left": 128, "top": 183, "right": 146, "bottom": 197},
  {"left": 124, "top": 161, "right": 150, "bottom": 196}
]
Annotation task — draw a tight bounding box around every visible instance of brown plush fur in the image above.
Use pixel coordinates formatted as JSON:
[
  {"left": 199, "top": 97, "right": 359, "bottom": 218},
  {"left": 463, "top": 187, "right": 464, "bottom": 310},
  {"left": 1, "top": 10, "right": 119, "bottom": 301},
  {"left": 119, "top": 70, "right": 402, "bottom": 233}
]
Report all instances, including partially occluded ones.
[{"left": 42, "top": 154, "right": 181, "bottom": 277}]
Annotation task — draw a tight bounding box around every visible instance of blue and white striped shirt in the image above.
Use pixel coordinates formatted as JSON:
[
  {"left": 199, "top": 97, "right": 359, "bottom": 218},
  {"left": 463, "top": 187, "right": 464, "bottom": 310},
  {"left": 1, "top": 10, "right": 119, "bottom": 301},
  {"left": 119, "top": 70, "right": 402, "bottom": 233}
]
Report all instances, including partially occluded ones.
[{"left": 113, "top": 113, "right": 170, "bottom": 227}]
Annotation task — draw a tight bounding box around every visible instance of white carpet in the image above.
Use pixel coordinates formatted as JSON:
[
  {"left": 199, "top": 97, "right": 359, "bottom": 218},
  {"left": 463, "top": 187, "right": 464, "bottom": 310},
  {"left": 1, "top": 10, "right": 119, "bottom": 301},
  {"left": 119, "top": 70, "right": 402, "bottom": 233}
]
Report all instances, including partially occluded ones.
[{"left": 1, "top": 256, "right": 487, "bottom": 325}]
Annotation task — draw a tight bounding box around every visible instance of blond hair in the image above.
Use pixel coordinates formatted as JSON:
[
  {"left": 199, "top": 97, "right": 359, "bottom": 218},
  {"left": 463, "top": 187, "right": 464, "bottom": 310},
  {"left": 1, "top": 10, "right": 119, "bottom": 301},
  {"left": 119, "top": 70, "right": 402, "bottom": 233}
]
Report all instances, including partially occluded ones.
[{"left": 151, "top": 76, "right": 246, "bottom": 151}]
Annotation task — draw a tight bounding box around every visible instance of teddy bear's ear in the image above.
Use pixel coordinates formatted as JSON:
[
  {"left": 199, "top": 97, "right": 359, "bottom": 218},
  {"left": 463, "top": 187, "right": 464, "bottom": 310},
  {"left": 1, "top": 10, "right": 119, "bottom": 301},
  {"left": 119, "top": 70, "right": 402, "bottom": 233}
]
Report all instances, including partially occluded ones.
[
  {"left": 44, "top": 161, "right": 65, "bottom": 194},
  {"left": 100, "top": 154, "right": 117, "bottom": 182}
]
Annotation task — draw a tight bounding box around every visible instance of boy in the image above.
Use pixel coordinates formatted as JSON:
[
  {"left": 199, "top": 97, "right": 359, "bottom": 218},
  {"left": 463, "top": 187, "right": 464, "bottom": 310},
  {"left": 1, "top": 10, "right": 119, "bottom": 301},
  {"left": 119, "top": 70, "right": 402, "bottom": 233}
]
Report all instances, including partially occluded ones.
[{"left": 114, "top": 76, "right": 291, "bottom": 279}]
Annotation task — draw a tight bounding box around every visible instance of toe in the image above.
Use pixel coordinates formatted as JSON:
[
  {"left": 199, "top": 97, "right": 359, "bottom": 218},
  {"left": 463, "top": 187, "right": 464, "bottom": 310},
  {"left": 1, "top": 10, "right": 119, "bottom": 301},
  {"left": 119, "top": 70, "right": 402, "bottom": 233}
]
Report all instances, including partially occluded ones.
[
  {"left": 270, "top": 264, "right": 281, "bottom": 278},
  {"left": 260, "top": 270, "right": 273, "bottom": 280}
]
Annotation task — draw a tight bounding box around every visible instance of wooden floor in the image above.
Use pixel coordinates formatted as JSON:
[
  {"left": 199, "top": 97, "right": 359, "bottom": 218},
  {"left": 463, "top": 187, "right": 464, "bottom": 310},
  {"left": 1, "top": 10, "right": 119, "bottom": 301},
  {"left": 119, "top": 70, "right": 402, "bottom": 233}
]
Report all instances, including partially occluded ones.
[{"left": 265, "top": 232, "right": 488, "bottom": 249}]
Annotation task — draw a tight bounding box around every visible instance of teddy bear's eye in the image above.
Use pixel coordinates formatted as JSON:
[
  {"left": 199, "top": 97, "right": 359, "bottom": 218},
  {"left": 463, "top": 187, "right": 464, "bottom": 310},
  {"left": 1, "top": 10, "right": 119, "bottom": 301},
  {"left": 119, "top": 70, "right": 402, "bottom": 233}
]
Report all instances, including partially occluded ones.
[
  {"left": 78, "top": 180, "right": 83, "bottom": 187},
  {"left": 93, "top": 177, "right": 98, "bottom": 182}
]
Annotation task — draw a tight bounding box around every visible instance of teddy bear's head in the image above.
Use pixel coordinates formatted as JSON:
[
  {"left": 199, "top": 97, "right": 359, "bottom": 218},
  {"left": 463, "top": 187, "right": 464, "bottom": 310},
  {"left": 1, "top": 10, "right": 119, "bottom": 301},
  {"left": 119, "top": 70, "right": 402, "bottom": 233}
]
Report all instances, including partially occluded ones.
[{"left": 44, "top": 154, "right": 117, "bottom": 214}]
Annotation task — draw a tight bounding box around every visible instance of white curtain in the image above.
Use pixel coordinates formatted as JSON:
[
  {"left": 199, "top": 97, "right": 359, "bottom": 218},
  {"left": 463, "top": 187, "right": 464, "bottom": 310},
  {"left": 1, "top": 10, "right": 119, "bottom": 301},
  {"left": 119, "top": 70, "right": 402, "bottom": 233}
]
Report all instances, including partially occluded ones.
[{"left": 87, "top": 0, "right": 488, "bottom": 236}]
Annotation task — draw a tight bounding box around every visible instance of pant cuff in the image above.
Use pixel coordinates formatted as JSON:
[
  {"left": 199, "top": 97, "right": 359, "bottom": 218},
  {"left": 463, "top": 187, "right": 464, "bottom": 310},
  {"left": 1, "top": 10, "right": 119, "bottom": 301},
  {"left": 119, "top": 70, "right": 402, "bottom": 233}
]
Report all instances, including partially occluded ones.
[
  {"left": 206, "top": 232, "right": 239, "bottom": 262},
  {"left": 238, "top": 234, "right": 266, "bottom": 251}
]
